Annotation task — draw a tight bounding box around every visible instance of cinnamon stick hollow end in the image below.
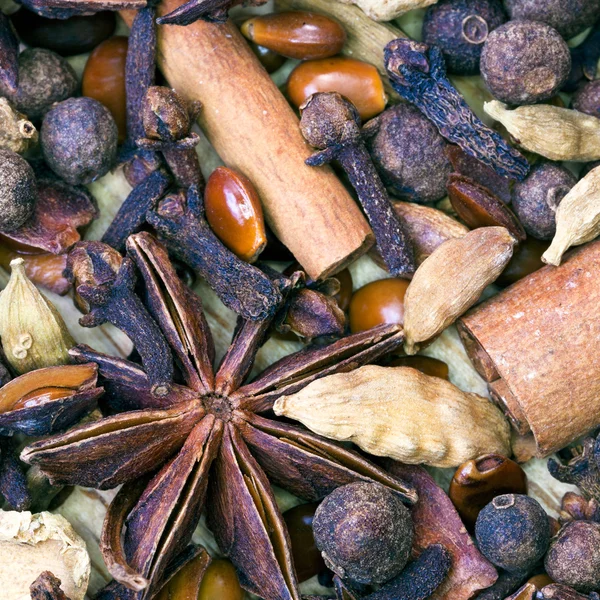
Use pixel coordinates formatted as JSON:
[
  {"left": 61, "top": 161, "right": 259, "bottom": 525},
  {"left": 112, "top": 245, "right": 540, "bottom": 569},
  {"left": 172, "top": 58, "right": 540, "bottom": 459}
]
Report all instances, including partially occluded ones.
[
  {"left": 457, "top": 240, "right": 600, "bottom": 456},
  {"left": 123, "top": 3, "right": 374, "bottom": 281}
]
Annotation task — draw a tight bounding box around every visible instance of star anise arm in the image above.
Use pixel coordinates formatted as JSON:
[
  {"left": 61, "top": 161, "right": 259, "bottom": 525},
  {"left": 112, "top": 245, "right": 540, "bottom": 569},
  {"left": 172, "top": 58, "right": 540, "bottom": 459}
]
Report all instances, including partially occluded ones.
[
  {"left": 233, "top": 324, "right": 404, "bottom": 412},
  {"left": 127, "top": 233, "right": 215, "bottom": 394},
  {"left": 208, "top": 425, "right": 300, "bottom": 600},
  {"left": 237, "top": 412, "right": 418, "bottom": 505},
  {"left": 0, "top": 438, "right": 30, "bottom": 511},
  {"left": 20, "top": 401, "right": 204, "bottom": 489}
]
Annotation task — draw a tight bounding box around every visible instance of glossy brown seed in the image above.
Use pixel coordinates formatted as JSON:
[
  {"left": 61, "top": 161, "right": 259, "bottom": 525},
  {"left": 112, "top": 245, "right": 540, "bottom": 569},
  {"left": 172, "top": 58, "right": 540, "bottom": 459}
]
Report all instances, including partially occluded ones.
[
  {"left": 13, "top": 387, "right": 73, "bottom": 410},
  {"left": 82, "top": 36, "right": 128, "bottom": 143},
  {"left": 447, "top": 174, "right": 526, "bottom": 241},
  {"left": 287, "top": 57, "right": 386, "bottom": 121},
  {"left": 349, "top": 278, "right": 409, "bottom": 334},
  {"left": 527, "top": 574, "right": 554, "bottom": 589},
  {"left": 205, "top": 167, "right": 267, "bottom": 263},
  {"left": 241, "top": 11, "right": 346, "bottom": 61},
  {"left": 497, "top": 237, "right": 548, "bottom": 287},
  {"left": 389, "top": 355, "right": 450, "bottom": 380},
  {"left": 449, "top": 454, "right": 528, "bottom": 531},
  {"left": 198, "top": 559, "right": 244, "bottom": 600},
  {"left": 249, "top": 41, "right": 287, "bottom": 73},
  {"left": 155, "top": 551, "right": 210, "bottom": 600},
  {"left": 283, "top": 502, "right": 326, "bottom": 582},
  {"left": 333, "top": 268, "right": 353, "bottom": 312}
]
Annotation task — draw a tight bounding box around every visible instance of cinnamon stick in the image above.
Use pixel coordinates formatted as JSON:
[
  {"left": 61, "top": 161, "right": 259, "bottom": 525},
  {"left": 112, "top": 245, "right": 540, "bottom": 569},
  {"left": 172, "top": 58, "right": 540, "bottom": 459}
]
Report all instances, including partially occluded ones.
[
  {"left": 457, "top": 241, "right": 600, "bottom": 456},
  {"left": 122, "top": 5, "right": 373, "bottom": 281}
]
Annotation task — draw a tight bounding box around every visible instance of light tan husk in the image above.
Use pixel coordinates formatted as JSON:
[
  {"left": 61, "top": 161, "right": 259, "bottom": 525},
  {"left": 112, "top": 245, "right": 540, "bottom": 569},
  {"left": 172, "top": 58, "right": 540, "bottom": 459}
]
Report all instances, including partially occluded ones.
[
  {"left": 403, "top": 226, "right": 516, "bottom": 354},
  {"left": 274, "top": 365, "right": 511, "bottom": 468},
  {"left": 0, "top": 98, "right": 37, "bottom": 154},
  {"left": 484, "top": 100, "right": 600, "bottom": 162},
  {"left": 542, "top": 165, "right": 600, "bottom": 266},
  {"left": 333, "top": 0, "right": 437, "bottom": 20},
  {"left": 0, "top": 258, "right": 75, "bottom": 374}
]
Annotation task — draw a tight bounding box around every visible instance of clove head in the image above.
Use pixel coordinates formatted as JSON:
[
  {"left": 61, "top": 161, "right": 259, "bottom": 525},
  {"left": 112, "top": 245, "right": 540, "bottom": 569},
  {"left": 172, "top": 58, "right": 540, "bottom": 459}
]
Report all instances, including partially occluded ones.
[{"left": 142, "top": 86, "right": 191, "bottom": 142}]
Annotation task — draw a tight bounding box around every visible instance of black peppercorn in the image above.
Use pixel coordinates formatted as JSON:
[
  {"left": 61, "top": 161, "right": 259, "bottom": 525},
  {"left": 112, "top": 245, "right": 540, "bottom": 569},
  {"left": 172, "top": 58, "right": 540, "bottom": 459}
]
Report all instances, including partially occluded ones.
[
  {"left": 0, "top": 48, "right": 78, "bottom": 122},
  {"left": 511, "top": 162, "right": 576, "bottom": 240},
  {"left": 504, "top": 0, "right": 600, "bottom": 41},
  {"left": 572, "top": 80, "right": 600, "bottom": 120},
  {"left": 480, "top": 20, "right": 571, "bottom": 105},
  {"left": 41, "top": 97, "right": 118, "bottom": 185},
  {"left": 545, "top": 521, "right": 600, "bottom": 593},
  {"left": 0, "top": 149, "right": 37, "bottom": 232},
  {"left": 422, "top": 0, "right": 507, "bottom": 75},
  {"left": 313, "top": 482, "right": 414, "bottom": 585},
  {"left": 475, "top": 494, "right": 551, "bottom": 573},
  {"left": 364, "top": 104, "right": 452, "bottom": 204}
]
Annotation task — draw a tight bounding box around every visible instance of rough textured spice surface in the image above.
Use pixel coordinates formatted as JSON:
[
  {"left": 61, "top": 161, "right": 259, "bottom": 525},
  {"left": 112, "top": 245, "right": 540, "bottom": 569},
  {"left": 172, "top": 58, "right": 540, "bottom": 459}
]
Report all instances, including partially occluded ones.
[
  {"left": 0, "top": 48, "right": 77, "bottom": 121},
  {"left": 0, "top": 148, "right": 37, "bottom": 232},
  {"left": 0, "top": 12, "right": 18, "bottom": 94},
  {"left": 480, "top": 21, "right": 571, "bottom": 105},
  {"left": 573, "top": 80, "right": 600, "bottom": 120},
  {"left": 0, "top": 97, "right": 38, "bottom": 154},
  {"left": 30, "top": 571, "right": 71, "bottom": 600}
]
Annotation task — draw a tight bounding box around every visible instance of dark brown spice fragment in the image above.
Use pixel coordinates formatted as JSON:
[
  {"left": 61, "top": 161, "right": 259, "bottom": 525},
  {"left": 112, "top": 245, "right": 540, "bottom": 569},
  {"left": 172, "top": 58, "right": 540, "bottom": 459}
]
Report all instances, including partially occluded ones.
[
  {"left": 475, "top": 569, "right": 531, "bottom": 600},
  {"left": 0, "top": 437, "right": 30, "bottom": 510},
  {"left": 157, "top": 0, "right": 268, "bottom": 26},
  {"left": 559, "top": 492, "right": 600, "bottom": 525},
  {"left": 0, "top": 12, "right": 19, "bottom": 95},
  {"left": 565, "top": 22, "right": 600, "bottom": 92},
  {"left": 0, "top": 149, "right": 37, "bottom": 232},
  {"left": 30, "top": 571, "right": 70, "bottom": 600}
]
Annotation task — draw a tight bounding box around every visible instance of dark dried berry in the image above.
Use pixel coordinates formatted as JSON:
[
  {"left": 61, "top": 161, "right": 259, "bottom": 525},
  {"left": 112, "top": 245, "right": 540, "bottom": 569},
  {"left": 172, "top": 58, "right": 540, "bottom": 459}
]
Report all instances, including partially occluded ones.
[
  {"left": 572, "top": 80, "right": 600, "bottom": 120},
  {"left": 41, "top": 97, "right": 118, "bottom": 185},
  {"left": 11, "top": 10, "right": 116, "bottom": 57},
  {"left": 475, "top": 494, "right": 551, "bottom": 573},
  {"left": 364, "top": 104, "right": 452, "bottom": 204},
  {"left": 0, "top": 149, "right": 37, "bottom": 232},
  {"left": 504, "top": 0, "right": 600, "bottom": 40},
  {"left": 511, "top": 162, "right": 576, "bottom": 240},
  {"left": 313, "top": 482, "right": 414, "bottom": 585},
  {"left": 0, "top": 48, "right": 78, "bottom": 122},
  {"left": 480, "top": 20, "right": 571, "bottom": 105},
  {"left": 545, "top": 521, "right": 600, "bottom": 593},
  {"left": 422, "top": 0, "right": 507, "bottom": 75}
]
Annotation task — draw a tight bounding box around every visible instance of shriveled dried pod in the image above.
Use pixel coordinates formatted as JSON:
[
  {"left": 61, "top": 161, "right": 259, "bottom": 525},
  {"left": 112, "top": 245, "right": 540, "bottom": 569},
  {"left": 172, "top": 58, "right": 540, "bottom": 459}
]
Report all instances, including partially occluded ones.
[
  {"left": 274, "top": 365, "right": 511, "bottom": 468},
  {"left": 484, "top": 100, "right": 600, "bottom": 162},
  {"left": 403, "top": 226, "right": 516, "bottom": 354},
  {"left": 0, "top": 98, "right": 37, "bottom": 153},
  {"left": 543, "top": 165, "right": 600, "bottom": 266},
  {"left": 336, "top": 0, "right": 437, "bottom": 20}
]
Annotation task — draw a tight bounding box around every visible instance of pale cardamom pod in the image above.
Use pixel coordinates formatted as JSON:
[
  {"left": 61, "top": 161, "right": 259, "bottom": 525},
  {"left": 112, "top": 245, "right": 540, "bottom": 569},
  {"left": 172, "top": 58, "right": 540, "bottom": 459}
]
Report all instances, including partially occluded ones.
[
  {"left": 0, "top": 258, "right": 75, "bottom": 374},
  {"left": 543, "top": 165, "right": 600, "bottom": 266}
]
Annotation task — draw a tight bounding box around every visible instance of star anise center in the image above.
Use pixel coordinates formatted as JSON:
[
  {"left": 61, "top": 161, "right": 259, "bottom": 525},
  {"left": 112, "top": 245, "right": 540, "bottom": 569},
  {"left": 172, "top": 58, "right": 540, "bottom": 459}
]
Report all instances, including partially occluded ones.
[{"left": 202, "top": 392, "right": 233, "bottom": 421}]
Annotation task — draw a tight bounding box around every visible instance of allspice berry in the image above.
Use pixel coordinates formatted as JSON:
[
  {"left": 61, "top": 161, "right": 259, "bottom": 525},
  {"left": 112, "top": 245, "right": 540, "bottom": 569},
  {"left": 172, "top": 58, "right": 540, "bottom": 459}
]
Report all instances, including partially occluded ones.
[
  {"left": 475, "top": 494, "right": 551, "bottom": 573},
  {"left": 41, "top": 97, "right": 118, "bottom": 185},
  {"left": 572, "top": 80, "right": 600, "bottom": 120},
  {"left": 0, "top": 149, "right": 37, "bottom": 232},
  {"left": 480, "top": 20, "right": 571, "bottom": 105},
  {"left": 0, "top": 48, "right": 78, "bottom": 121},
  {"left": 313, "top": 482, "right": 413, "bottom": 584},
  {"left": 545, "top": 521, "right": 600, "bottom": 593}
]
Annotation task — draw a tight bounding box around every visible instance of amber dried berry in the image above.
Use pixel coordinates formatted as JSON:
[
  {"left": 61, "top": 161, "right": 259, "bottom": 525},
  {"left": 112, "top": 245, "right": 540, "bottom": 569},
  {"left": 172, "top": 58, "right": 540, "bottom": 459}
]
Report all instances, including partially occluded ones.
[
  {"left": 205, "top": 167, "right": 267, "bottom": 264},
  {"left": 241, "top": 11, "right": 346, "bottom": 60},
  {"left": 197, "top": 559, "right": 244, "bottom": 600},
  {"left": 496, "top": 237, "right": 548, "bottom": 287},
  {"left": 349, "top": 279, "right": 409, "bottom": 334},
  {"left": 388, "top": 355, "right": 449, "bottom": 380},
  {"left": 288, "top": 57, "right": 386, "bottom": 121},
  {"left": 82, "top": 36, "right": 128, "bottom": 143},
  {"left": 283, "top": 502, "right": 326, "bottom": 583},
  {"left": 527, "top": 574, "right": 554, "bottom": 589},
  {"left": 449, "top": 454, "right": 527, "bottom": 531},
  {"left": 447, "top": 174, "right": 526, "bottom": 241}
]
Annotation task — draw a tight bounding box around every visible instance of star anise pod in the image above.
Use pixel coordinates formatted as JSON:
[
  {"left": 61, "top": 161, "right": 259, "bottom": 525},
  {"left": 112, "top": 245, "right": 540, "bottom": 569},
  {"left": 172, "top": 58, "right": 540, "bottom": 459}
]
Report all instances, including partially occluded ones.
[{"left": 21, "top": 231, "right": 416, "bottom": 600}]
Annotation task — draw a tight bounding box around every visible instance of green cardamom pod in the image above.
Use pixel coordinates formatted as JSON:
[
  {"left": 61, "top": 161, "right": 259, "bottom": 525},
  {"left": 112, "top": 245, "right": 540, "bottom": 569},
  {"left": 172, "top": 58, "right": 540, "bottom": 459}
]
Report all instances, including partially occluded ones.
[{"left": 0, "top": 258, "right": 75, "bottom": 374}]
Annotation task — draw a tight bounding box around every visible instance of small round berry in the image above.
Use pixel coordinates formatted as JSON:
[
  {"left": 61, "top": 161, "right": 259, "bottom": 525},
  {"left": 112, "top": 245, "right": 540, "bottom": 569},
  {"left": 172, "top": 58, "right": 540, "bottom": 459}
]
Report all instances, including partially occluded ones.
[
  {"left": 475, "top": 494, "right": 551, "bottom": 573},
  {"left": 0, "top": 149, "right": 37, "bottom": 231},
  {"left": 572, "top": 80, "right": 600, "bottom": 120},
  {"left": 313, "top": 482, "right": 413, "bottom": 584},
  {"left": 480, "top": 20, "right": 571, "bottom": 105}
]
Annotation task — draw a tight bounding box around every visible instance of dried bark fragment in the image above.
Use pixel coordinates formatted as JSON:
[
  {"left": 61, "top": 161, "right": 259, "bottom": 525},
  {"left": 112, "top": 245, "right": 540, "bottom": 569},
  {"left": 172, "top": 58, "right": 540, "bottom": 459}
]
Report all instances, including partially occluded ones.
[
  {"left": 30, "top": 571, "right": 71, "bottom": 600},
  {"left": 384, "top": 38, "right": 529, "bottom": 181},
  {"left": 0, "top": 12, "right": 18, "bottom": 94}
]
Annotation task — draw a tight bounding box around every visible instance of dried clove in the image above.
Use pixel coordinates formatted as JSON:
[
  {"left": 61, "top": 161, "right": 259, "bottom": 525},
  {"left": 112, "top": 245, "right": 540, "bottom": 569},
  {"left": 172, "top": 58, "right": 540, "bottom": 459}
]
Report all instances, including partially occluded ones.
[
  {"left": 0, "top": 149, "right": 37, "bottom": 232},
  {"left": 384, "top": 38, "right": 529, "bottom": 181},
  {"left": 157, "top": 0, "right": 268, "bottom": 26},
  {"left": 559, "top": 492, "right": 600, "bottom": 525},
  {"left": 0, "top": 12, "right": 18, "bottom": 95},
  {"left": 146, "top": 186, "right": 282, "bottom": 321},
  {"left": 300, "top": 92, "right": 415, "bottom": 277},
  {"left": 30, "top": 571, "right": 71, "bottom": 600}
]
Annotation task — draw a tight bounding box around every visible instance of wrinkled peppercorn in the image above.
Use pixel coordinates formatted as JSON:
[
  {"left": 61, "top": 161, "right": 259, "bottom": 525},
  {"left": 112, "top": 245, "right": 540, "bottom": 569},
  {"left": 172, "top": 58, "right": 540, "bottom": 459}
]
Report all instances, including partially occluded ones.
[
  {"left": 313, "top": 482, "right": 414, "bottom": 584},
  {"left": 475, "top": 494, "right": 551, "bottom": 573},
  {"left": 0, "top": 149, "right": 37, "bottom": 232},
  {"left": 504, "top": 0, "right": 600, "bottom": 40},
  {"left": 572, "top": 80, "right": 600, "bottom": 120},
  {"left": 41, "top": 97, "right": 118, "bottom": 185},
  {"left": 349, "top": 279, "right": 409, "bottom": 334},
  {"left": 511, "top": 162, "right": 576, "bottom": 240},
  {"left": 364, "top": 104, "right": 452, "bottom": 204},
  {"left": 11, "top": 10, "right": 116, "bottom": 57},
  {"left": 0, "top": 48, "right": 78, "bottom": 122},
  {"left": 480, "top": 20, "right": 571, "bottom": 105},
  {"left": 197, "top": 558, "right": 244, "bottom": 600},
  {"left": 545, "top": 521, "right": 600, "bottom": 593},
  {"left": 422, "top": 0, "right": 507, "bottom": 75}
]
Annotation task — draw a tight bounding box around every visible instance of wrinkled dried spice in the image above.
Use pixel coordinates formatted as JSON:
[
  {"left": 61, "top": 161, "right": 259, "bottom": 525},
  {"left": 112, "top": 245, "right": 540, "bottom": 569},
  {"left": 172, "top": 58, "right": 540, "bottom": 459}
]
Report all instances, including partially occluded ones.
[
  {"left": 559, "top": 492, "right": 600, "bottom": 525},
  {"left": 157, "top": 0, "right": 268, "bottom": 27},
  {"left": 385, "top": 38, "right": 529, "bottom": 181},
  {"left": 22, "top": 231, "right": 416, "bottom": 600},
  {"left": 30, "top": 571, "right": 71, "bottom": 600},
  {"left": 0, "top": 13, "right": 19, "bottom": 95}
]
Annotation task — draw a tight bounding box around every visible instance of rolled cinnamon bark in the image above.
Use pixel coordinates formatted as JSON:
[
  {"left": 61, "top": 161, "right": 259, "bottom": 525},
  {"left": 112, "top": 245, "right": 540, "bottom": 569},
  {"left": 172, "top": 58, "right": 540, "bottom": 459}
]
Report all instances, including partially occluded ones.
[
  {"left": 122, "top": 4, "right": 373, "bottom": 280},
  {"left": 457, "top": 240, "right": 600, "bottom": 456}
]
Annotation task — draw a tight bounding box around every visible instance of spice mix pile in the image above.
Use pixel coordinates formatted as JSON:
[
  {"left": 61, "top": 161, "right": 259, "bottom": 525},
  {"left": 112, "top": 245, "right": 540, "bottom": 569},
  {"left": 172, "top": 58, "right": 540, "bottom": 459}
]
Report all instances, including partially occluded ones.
[{"left": 0, "top": 0, "right": 599, "bottom": 598}]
